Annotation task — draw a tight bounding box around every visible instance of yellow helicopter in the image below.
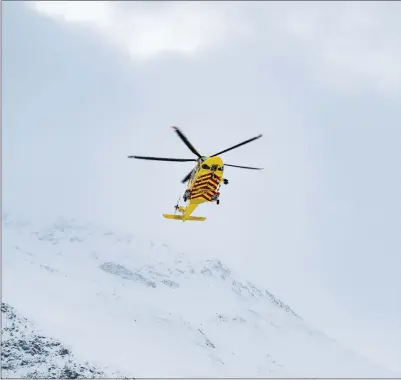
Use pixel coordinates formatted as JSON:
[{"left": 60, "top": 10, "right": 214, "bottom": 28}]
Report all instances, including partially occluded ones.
[{"left": 128, "top": 126, "right": 263, "bottom": 221}]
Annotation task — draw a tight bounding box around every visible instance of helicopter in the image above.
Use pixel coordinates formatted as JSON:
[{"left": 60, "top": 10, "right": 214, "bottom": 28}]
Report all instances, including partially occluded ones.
[{"left": 128, "top": 126, "right": 263, "bottom": 221}]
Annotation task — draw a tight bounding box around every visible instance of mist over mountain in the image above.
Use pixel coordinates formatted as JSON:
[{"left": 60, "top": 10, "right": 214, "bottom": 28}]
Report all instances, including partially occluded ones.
[{"left": 2, "top": 214, "right": 399, "bottom": 378}]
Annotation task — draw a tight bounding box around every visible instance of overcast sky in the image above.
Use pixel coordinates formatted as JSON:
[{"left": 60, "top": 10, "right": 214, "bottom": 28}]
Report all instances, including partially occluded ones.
[{"left": 3, "top": 1, "right": 401, "bottom": 373}]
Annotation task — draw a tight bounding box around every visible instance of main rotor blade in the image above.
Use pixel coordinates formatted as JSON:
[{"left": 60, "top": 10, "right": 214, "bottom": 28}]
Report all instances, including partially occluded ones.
[
  {"left": 211, "top": 134, "right": 263, "bottom": 157},
  {"left": 224, "top": 163, "right": 263, "bottom": 170},
  {"left": 128, "top": 155, "right": 197, "bottom": 162},
  {"left": 172, "top": 126, "right": 202, "bottom": 158},
  {"left": 181, "top": 169, "right": 193, "bottom": 183}
]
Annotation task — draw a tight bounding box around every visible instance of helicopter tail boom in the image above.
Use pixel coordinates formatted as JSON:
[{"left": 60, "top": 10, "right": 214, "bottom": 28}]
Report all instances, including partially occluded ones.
[{"left": 163, "top": 201, "right": 205, "bottom": 221}]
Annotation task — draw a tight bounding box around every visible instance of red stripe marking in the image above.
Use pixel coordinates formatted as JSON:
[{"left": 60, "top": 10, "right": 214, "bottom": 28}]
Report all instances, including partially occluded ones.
[
  {"left": 189, "top": 194, "right": 205, "bottom": 200},
  {"left": 195, "top": 176, "right": 220, "bottom": 185},
  {"left": 192, "top": 188, "right": 214, "bottom": 196},
  {"left": 193, "top": 183, "right": 216, "bottom": 191},
  {"left": 193, "top": 181, "right": 216, "bottom": 189},
  {"left": 194, "top": 186, "right": 211, "bottom": 192},
  {"left": 195, "top": 175, "right": 221, "bottom": 186},
  {"left": 195, "top": 176, "right": 213, "bottom": 184},
  {"left": 198, "top": 173, "right": 211, "bottom": 179},
  {"left": 193, "top": 180, "right": 212, "bottom": 186},
  {"left": 189, "top": 193, "right": 213, "bottom": 201},
  {"left": 194, "top": 173, "right": 222, "bottom": 184}
]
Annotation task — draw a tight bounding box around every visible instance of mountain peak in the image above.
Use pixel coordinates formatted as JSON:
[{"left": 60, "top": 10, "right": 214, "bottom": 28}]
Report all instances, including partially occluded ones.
[{"left": 2, "top": 214, "right": 398, "bottom": 378}]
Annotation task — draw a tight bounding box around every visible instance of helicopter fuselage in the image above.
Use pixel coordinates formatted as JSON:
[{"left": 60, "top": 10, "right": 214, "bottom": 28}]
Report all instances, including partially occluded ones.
[{"left": 179, "top": 156, "right": 225, "bottom": 219}]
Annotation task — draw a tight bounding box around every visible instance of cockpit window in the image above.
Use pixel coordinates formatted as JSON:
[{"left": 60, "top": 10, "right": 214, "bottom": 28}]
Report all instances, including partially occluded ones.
[{"left": 202, "top": 163, "right": 224, "bottom": 171}]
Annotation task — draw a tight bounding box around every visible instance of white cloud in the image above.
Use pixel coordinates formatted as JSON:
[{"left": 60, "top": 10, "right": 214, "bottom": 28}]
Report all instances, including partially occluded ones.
[
  {"left": 30, "top": 1, "right": 242, "bottom": 59},
  {"left": 253, "top": 2, "right": 401, "bottom": 96},
  {"left": 29, "top": 1, "right": 401, "bottom": 97},
  {"left": 33, "top": 1, "right": 111, "bottom": 28}
]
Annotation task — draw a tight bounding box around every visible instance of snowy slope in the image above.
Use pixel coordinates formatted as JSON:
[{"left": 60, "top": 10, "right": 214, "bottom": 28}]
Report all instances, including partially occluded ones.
[
  {"left": 2, "top": 302, "right": 106, "bottom": 378},
  {"left": 2, "top": 215, "right": 399, "bottom": 378}
]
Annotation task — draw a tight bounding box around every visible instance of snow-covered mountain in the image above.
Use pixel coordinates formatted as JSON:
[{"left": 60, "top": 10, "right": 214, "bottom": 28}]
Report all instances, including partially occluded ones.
[{"left": 2, "top": 215, "right": 398, "bottom": 378}]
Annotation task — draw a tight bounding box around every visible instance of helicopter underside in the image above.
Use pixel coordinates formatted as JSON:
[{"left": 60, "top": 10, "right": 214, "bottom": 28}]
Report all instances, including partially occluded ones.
[{"left": 185, "top": 174, "right": 221, "bottom": 203}]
